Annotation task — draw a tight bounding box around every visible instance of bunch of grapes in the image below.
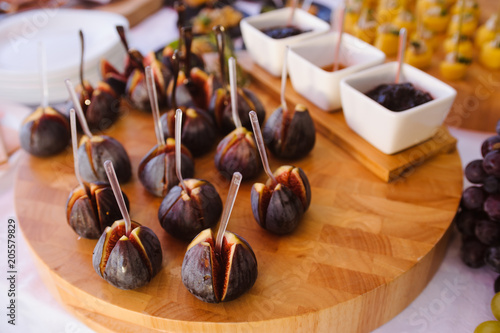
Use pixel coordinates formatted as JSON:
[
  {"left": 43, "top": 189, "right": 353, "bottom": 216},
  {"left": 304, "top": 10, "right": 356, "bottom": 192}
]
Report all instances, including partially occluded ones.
[{"left": 456, "top": 121, "right": 500, "bottom": 277}]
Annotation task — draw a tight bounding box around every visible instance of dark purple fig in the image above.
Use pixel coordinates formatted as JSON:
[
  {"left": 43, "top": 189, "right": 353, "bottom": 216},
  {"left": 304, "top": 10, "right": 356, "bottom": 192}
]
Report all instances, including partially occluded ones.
[
  {"left": 161, "top": 106, "right": 216, "bottom": 157},
  {"left": 72, "top": 80, "right": 121, "bottom": 132},
  {"left": 263, "top": 104, "right": 316, "bottom": 160},
  {"left": 181, "top": 228, "right": 257, "bottom": 303},
  {"left": 214, "top": 127, "right": 261, "bottom": 180},
  {"left": 93, "top": 220, "right": 162, "bottom": 290},
  {"left": 158, "top": 178, "right": 222, "bottom": 241},
  {"left": 209, "top": 87, "right": 266, "bottom": 134},
  {"left": 100, "top": 59, "right": 127, "bottom": 96},
  {"left": 251, "top": 165, "right": 311, "bottom": 234},
  {"left": 77, "top": 135, "right": 132, "bottom": 184},
  {"left": 19, "top": 106, "right": 70, "bottom": 157},
  {"left": 125, "top": 53, "right": 171, "bottom": 111},
  {"left": 138, "top": 138, "right": 194, "bottom": 197},
  {"left": 167, "top": 67, "right": 213, "bottom": 111},
  {"left": 162, "top": 45, "right": 205, "bottom": 75},
  {"left": 66, "top": 182, "right": 130, "bottom": 239}
]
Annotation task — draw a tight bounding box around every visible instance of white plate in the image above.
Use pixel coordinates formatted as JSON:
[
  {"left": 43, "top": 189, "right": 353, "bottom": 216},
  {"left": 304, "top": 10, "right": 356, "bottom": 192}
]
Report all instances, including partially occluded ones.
[{"left": 0, "top": 9, "right": 128, "bottom": 105}]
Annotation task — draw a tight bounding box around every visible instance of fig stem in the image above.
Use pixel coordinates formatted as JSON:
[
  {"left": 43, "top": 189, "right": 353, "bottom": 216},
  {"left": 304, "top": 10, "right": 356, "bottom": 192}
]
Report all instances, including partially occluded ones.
[
  {"left": 65, "top": 79, "right": 93, "bottom": 139},
  {"left": 286, "top": 0, "right": 299, "bottom": 27},
  {"left": 78, "top": 30, "right": 89, "bottom": 104},
  {"left": 38, "top": 41, "right": 49, "bottom": 109},
  {"left": 215, "top": 172, "right": 242, "bottom": 253},
  {"left": 116, "top": 25, "right": 130, "bottom": 53},
  {"left": 213, "top": 25, "right": 227, "bottom": 88},
  {"left": 69, "top": 109, "right": 85, "bottom": 191},
  {"left": 183, "top": 26, "right": 193, "bottom": 77},
  {"left": 333, "top": 4, "right": 345, "bottom": 72},
  {"left": 175, "top": 1, "right": 185, "bottom": 52},
  {"left": 228, "top": 57, "right": 242, "bottom": 129},
  {"left": 175, "top": 108, "right": 188, "bottom": 193},
  {"left": 280, "top": 47, "right": 289, "bottom": 113},
  {"left": 145, "top": 66, "right": 165, "bottom": 147},
  {"left": 171, "top": 50, "right": 180, "bottom": 110},
  {"left": 104, "top": 160, "right": 132, "bottom": 237},
  {"left": 395, "top": 28, "right": 407, "bottom": 84},
  {"left": 249, "top": 111, "right": 277, "bottom": 185}
]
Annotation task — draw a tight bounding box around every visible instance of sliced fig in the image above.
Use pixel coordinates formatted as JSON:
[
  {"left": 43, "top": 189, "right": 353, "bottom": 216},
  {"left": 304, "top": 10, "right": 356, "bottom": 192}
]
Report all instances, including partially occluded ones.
[
  {"left": 181, "top": 228, "right": 257, "bottom": 303},
  {"left": 92, "top": 220, "right": 162, "bottom": 290},
  {"left": 19, "top": 106, "right": 70, "bottom": 157},
  {"left": 158, "top": 178, "right": 222, "bottom": 241}
]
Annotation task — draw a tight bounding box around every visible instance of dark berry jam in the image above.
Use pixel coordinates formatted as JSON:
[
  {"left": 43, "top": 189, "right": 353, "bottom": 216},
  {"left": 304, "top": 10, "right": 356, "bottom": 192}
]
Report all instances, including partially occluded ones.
[
  {"left": 261, "top": 26, "right": 310, "bottom": 39},
  {"left": 365, "top": 82, "right": 433, "bottom": 111}
]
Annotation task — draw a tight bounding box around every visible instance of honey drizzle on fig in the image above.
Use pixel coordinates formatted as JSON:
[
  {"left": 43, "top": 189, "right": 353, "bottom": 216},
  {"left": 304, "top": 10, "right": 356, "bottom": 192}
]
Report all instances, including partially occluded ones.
[
  {"left": 175, "top": 109, "right": 188, "bottom": 194},
  {"left": 332, "top": 4, "right": 345, "bottom": 72},
  {"left": 228, "top": 57, "right": 242, "bottom": 129},
  {"left": 65, "top": 79, "right": 93, "bottom": 139},
  {"left": 250, "top": 111, "right": 278, "bottom": 186},
  {"left": 215, "top": 172, "right": 242, "bottom": 253},
  {"left": 145, "top": 66, "right": 165, "bottom": 147},
  {"left": 79, "top": 30, "right": 91, "bottom": 106},
  {"left": 104, "top": 160, "right": 132, "bottom": 236}
]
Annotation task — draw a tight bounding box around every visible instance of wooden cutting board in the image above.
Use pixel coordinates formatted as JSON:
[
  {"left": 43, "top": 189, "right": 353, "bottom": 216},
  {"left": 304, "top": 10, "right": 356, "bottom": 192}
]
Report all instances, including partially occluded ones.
[{"left": 15, "top": 78, "right": 463, "bottom": 332}]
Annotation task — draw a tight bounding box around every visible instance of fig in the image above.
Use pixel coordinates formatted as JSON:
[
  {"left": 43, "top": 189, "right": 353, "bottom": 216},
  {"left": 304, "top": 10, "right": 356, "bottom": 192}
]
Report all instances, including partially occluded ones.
[
  {"left": 66, "top": 182, "right": 129, "bottom": 239},
  {"left": 70, "top": 31, "right": 121, "bottom": 132},
  {"left": 209, "top": 25, "right": 266, "bottom": 134},
  {"left": 182, "top": 229, "right": 257, "bottom": 303},
  {"left": 263, "top": 104, "right": 316, "bottom": 159},
  {"left": 92, "top": 160, "right": 162, "bottom": 290},
  {"left": 181, "top": 172, "right": 258, "bottom": 303},
  {"left": 139, "top": 139, "right": 194, "bottom": 197},
  {"left": 251, "top": 165, "right": 311, "bottom": 234},
  {"left": 19, "top": 106, "right": 70, "bottom": 157},
  {"left": 100, "top": 58, "right": 127, "bottom": 96},
  {"left": 158, "top": 109, "right": 222, "bottom": 241}
]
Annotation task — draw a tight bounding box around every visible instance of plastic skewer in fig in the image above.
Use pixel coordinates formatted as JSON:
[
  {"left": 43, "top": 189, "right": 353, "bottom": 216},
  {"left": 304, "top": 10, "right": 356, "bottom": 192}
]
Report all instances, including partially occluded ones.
[
  {"left": 215, "top": 171, "right": 242, "bottom": 253},
  {"left": 104, "top": 160, "right": 132, "bottom": 236},
  {"left": 280, "top": 47, "right": 289, "bottom": 113},
  {"left": 79, "top": 30, "right": 90, "bottom": 105},
  {"left": 395, "top": 28, "right": 407, "bottom": 84},
  {"left": 286, "top": 0, "right": 299, "bottom": 27},
  {"left": 175, "top": 109, "right": 188, "bottom": 193},
  {"left": 145, "top": 66, "right": 165, "bottom": 147},
  {"left": 65, "top": 79, "right": 93, "bottom": 139},
  {"left": 69, "top": 109, "right": 85, "bottom": 191},
  {"left": 171, "top": 50, "right": 180, "bottom": 110},
  {"left": 38, "top": 42, "right": 49, "bottom": 109},
  {"left": 333, "top": 4, "right": 345, "bottom": 72},
  {"left": 214, "top": 25, "right": 227, "bottom": 88},
  {"left": 228, "top": 57, "right": 242, "bottom": 129},
  {"left": 250, "top": 111, "right": 277, "bottom": 185}
]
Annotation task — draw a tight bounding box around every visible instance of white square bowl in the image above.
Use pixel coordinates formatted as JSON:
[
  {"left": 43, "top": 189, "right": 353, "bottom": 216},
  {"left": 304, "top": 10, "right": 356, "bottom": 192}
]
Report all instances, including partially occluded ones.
[
  {"left": 288, "top": 32, "right": 386, "bottom": 111},
  {"left": 240, "top": 8, "right": 330, "bottom": 77},
  {"left": 340, "top": 62, "right": 457, "bottom": 155}
]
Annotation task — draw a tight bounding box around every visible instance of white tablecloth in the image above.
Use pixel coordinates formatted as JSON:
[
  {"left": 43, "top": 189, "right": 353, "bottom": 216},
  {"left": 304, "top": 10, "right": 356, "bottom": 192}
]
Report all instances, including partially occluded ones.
[{"left": 0, "top": 4, "right": 499, "bottom": 333}]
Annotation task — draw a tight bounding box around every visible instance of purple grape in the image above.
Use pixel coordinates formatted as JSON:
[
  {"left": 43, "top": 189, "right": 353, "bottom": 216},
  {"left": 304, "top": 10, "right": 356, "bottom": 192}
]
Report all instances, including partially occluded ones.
[
  {"left": 484, "top": 150, "right": 500, "bottom": 177},
  {"left": 465, "top": 159, "right": 488, "bottom": 184},
  {"left": 484, "top": 176, "right": 500, "bottom": 194},
  {"left": 455, "top": 209, "right": 482, "bottom": 237},
  {"left": 485, "top": 246, "right": 500, "bottom": 272},
  {"left": 475, "top": 219, "right": 500, "bottom": 246},
  {"left": 482, "top": 135, "right": 500, "bottom": 157},
  {"left": 461, "top": 186, "right": 486, "bottom": 210},
  {"left": 461, "top": 237, "right": 487, "bottom": 268},
  {"left": 485, "top": 194, "right": 500, "bottom": 221}
]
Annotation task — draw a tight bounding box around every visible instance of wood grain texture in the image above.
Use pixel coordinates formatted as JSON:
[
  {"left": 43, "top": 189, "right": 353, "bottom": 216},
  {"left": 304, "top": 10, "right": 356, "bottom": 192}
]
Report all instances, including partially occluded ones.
[
  {"left": 15, "top": 80, "right": 463, "bottom": 332},
  {"left": 237, "top": 52, "right": 458, "bottom": 182}
]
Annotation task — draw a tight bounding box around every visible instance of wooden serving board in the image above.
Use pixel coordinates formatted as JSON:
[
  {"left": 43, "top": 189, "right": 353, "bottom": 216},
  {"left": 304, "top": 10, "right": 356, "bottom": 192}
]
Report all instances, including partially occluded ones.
[
  {"left": 15, "top": 79, "right": 463, "bottom": 332},
  {"left": 236, "top": 52, "right": 457, "bottom": 183}
]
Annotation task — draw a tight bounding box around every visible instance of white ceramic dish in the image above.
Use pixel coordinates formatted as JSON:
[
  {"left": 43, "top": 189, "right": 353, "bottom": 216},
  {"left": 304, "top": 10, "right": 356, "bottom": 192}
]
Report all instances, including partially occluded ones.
[
  {"left": 0, "top": 9, "right": 128, "bottom": 105},
  {"left": 288, "top": 32, "right": 386, "bottom": 111},
  {"left": 340, "top": 62, "right": 457, "bottom": 155},
  {"left": 240, "top": 7, "right": 330, "bottom": 77}
]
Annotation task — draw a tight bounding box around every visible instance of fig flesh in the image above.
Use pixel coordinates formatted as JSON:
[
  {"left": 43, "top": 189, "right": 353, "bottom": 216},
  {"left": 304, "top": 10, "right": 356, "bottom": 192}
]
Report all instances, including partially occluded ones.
[
  {"left": 138, "top": 138, "right": 194, "bottom": 197},
  {"left": 214, "top": 127, "right": 261, "bottom": 180},
  {"left": 182, "top": 228, "right": 257, "bottom": 303},
  {"left": 66, "top": 182, "right": 130, "bottom": 239},
  {"left": 92, "top": 220, "right": 162, "bottom": 290},
  {"left": 77, "top": 135, "right": 132, "bottom": 184},
  {"left": 19, "top": 106, "right": 70, "bottom": 157},
  {"left": 251, "top": 165, "right": 311, "bottom": 234},
  {"left": 263, "top": 104, "right": 315, "bottom": 159}
]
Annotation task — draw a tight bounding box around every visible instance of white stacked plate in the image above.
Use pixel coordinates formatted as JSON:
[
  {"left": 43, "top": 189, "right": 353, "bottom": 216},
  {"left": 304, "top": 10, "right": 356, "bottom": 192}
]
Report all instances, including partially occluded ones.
[{"left": 0, "top": 9, "right": 129, "bottom": 105}]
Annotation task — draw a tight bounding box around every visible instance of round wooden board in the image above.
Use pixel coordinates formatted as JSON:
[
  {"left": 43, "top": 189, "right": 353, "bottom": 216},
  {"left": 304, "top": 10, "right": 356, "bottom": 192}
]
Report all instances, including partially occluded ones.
[{"left": 15, "top": 83, "right": 463, "bottom": 333}]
